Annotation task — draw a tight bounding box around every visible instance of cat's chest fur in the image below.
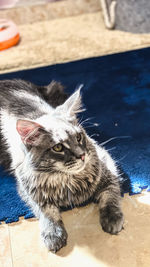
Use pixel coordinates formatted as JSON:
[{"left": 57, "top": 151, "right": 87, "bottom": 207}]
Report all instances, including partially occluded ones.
[{"left": 17, "top": 162, "right": 101, "bottom": 208}]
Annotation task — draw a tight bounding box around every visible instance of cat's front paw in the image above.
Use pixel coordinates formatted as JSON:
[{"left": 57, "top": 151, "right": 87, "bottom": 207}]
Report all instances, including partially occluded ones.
[
  {"left": 41, "top": 222, "right": 68, "bottom": 253},
  {"left": 100, "top": 205, "right": 124, "bottom": 235}
]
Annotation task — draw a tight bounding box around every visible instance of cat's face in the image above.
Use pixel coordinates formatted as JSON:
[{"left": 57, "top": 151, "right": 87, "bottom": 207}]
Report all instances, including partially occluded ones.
[
  {"left": 44, "top": 129, "right": 88, "bottom": 173},
  {"left": 16, "top": 87, "right": 91, "bottom": 173},
  {"left": 29, "top": 127, "right": 89, "bottom": 174}
]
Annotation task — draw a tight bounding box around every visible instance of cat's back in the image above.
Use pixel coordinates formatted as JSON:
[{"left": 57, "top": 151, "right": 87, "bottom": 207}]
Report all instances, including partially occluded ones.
[
  {"left": 0, "top": 79, "right": 54, "bottom": 119},
  {"left": 0, "top": 79, "right": 38, "bottom": 103},
  {"left": 0, "top": 79, "right": 68, "bottom": 119}
]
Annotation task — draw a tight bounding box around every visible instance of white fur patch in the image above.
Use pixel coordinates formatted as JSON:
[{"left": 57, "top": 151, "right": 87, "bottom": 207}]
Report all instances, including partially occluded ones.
[
  {"left": 36, "top": 114, "right": 80, "bottom": 143},
  {"left": 89, "top": 137, "right": 118, "bottom": 177},
  {"left": 1, "top": 110, "right": 25, "bottom": 169},
  {"left": 13, "top": 90, "right": 53, "bottom": 114}
]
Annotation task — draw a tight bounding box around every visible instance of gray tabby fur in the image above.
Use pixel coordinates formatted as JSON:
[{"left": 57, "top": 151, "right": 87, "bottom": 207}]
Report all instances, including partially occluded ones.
[{"left": 0, "top": 79, "right": 124, "bottom": 252}]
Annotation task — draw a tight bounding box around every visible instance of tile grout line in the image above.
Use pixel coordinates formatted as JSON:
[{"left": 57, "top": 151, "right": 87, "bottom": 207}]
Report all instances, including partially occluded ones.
[{"left": 7, "top": 225, "right": 14, "bottom": 267}]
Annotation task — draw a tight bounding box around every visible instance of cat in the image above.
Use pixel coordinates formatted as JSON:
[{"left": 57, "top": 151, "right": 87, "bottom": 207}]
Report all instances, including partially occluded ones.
[{"left": 0, "top": 79, "right": 124, "bottom": 253}]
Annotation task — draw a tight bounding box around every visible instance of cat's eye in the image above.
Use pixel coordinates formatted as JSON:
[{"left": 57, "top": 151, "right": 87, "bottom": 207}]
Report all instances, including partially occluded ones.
[
  {"left": 53, "top": 144, "right": 63, "bottom": 152},
  {"left": 76, "top": 133, "right": 82, "bottom": 142}
]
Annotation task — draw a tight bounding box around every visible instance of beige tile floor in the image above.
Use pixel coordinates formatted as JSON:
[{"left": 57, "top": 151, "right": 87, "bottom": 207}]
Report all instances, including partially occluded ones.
[{"left": 1, "top": 191, "right": 150, "bottom": 267}]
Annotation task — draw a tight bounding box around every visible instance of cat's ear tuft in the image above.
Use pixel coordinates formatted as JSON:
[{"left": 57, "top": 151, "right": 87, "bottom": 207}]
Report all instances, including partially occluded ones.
[
  {"left": 55, "top": 84, "right": 85, "bottom": 120},
  {"left": 16, "top": 119, "right": 45, "bottom": 146}
]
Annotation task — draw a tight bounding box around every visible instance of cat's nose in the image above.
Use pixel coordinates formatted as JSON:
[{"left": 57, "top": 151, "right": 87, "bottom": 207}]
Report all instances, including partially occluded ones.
[
  {"left": 81, "top": 153, "right": 85, "bottom": 161},
  {"left": 74, "top": 148, "right": 85, "bottom": 161}
]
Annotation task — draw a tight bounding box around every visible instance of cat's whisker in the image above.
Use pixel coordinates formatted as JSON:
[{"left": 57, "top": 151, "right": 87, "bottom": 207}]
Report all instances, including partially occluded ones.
[
  {"left": 107, "top": 146, "right": 116, "bottom": 152},
  {"left": 83, "top": 121, "right": 100, "bottom": 127},
  {"left": 79, "top": 117, "right": 97, "bottom": 127},
  {"left": 89, "top": 133, "right": 100, "bottom": 138},
  {"left": 100, "top": 135, "right": 131, "bottom": 146},
  {"left": 86, "top": 121, "right": 100, "bottom": 126},
  {"left": 79, "top": 117, "right": 100, "bottom": 131},
  {"left": 115, "top": 153, "right": 129, "bottom": 163},
  {"left": 84, "top": 125, "right": 99, "bottom": 129},
  {"left": 77, "top": 115, "right": 84, "bottom": 125}
]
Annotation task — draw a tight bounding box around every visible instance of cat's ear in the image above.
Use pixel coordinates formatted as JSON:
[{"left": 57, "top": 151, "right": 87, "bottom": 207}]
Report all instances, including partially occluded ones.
[
  {"left": 55, "top": 85, "right": 85, "bottom": 120},
  {"left": 16, "top": 119, "right": 45, "bottom": 146}
]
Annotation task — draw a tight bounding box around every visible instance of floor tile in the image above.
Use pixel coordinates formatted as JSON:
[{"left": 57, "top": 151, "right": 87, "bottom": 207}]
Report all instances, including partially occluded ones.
[
  {"left": 7, "top": 193, "right": 150, "bottom": 267},
  {"left": 0, "top": 223, "right": 13, "bottom": 267}
]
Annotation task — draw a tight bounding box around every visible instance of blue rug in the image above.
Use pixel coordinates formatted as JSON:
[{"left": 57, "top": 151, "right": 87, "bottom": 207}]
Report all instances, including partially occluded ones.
[{"left": 1, "top": 47, "right": 150, "bottom": 223}]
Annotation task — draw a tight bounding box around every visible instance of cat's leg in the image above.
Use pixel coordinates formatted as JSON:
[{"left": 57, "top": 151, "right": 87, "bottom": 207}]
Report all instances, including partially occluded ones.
[
  {"left": 38, "top": 205, "right": 68, "bottom": 253},
  {"left": 18, "top": 185, "right": 67, "bottom": 252},
  {"left": 93, "top": 144, "right": 124, "bottom": 234},
  {"left": 94, "top": 173, "right": 124, "bottom": 235}
]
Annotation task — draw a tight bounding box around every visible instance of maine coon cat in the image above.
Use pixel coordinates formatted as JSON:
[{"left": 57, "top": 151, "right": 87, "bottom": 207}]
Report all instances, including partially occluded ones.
[{"left": 0, "top": 79, "right": 124, "bottom": 252}]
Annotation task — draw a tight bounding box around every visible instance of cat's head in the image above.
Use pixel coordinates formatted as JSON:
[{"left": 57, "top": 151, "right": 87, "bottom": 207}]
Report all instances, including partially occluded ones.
[{"left": 16, "top": 87, "right": 93, "bottom": 174}]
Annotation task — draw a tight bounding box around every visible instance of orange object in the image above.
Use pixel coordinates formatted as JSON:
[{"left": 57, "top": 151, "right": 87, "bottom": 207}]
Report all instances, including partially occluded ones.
[
  {"left": 0, "top": 33, "right": 20, "bottom": 51},
  {"left": 0, "top": 20, "right": 20, "bottom": 51}
]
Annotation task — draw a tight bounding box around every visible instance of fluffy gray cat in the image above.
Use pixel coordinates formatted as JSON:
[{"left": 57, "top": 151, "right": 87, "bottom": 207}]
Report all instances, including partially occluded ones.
[{"left": 0, "top": 79, "right": 124, "bottom": 252}]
